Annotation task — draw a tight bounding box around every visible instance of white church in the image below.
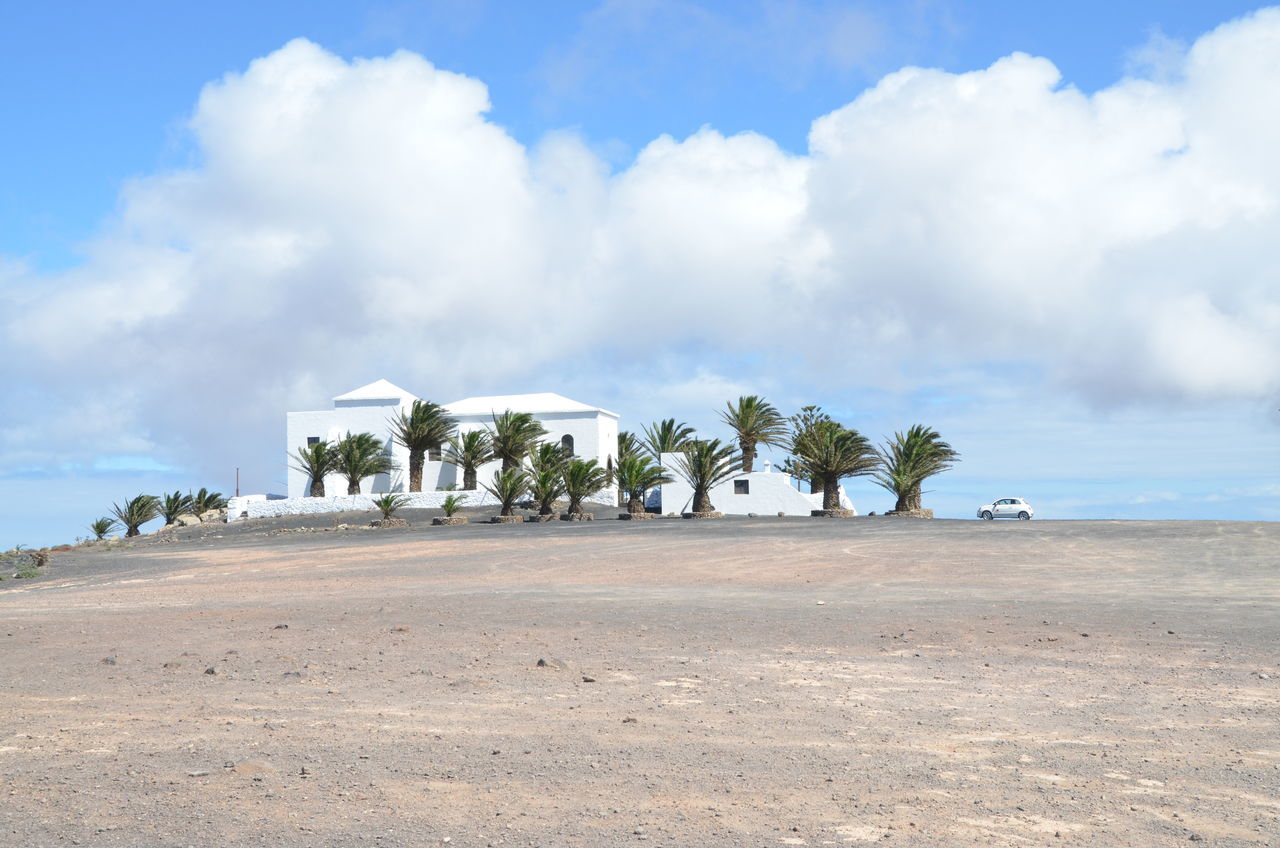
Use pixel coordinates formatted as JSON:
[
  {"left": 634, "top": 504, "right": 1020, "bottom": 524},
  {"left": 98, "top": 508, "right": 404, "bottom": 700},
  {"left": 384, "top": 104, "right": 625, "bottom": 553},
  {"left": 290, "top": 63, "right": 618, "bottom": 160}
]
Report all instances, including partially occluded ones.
[
  {"left": 284, "top": 379, "right": 621, "bottom": 498},
  {"left": 226, "top": 379, "right": 854, "bottom": 521}
]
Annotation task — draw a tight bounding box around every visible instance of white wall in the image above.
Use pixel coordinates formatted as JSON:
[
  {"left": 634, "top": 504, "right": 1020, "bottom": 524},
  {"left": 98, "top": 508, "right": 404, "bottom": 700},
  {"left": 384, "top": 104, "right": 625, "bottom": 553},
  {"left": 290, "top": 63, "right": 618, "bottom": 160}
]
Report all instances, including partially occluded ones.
[
  {"left": 286, "top": 402, "right": 410, "bottom": 498},
  {"left": 657, "top": 454, "right": 855, "bottom": 515},
  {"left": 230, "top": 488, "right": 617, "bottom": 522}
]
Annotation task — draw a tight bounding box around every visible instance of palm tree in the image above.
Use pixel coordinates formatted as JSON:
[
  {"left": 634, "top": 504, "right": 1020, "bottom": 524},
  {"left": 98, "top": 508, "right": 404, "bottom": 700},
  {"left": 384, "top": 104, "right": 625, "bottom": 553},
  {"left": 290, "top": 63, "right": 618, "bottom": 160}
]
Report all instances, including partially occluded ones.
[
  {"left": 642, "top": 418, "right": 696, "bottom": 459},
  {"left": 88, "top": 517, "right": 118, "bottom": 540},
  {"left": 389, "top": 399, "right": 457, "bottom": 492},
  {"left": 371, "top": 493, "right": 409, "bottom": 521},
  {"left": 873, "top": 425, "right": 960, "bottom": 513},
  {"left": 483, "top": 468, "right": 530, "bottom": 517},
  {"left": 445, "top": 430, "right": 494, "bottom": 490},
  {"left": 719, "top": 395, "right": 788, "bottom": 472},
  {"left": 489, "top": 411, "right": 548, "bottom": 471},
  {"left": 783, "top": 406, "right": 834, "bottom": 495},
  {"left": 614, "top": 453, "right": 673, "bottom": 516},
  {"left": 528, "top": 465, "right": 567, "bottom": 516},
  {"left": 617, "top": 431, "right": 642, "bottom": 462},
  {"left": 189, "top": 487, "right": 227, "bottom": 517},
  {"left": 333, "top": 432, "right": 396, "bottom": 495},
  {"left": 789, "top": 420, "right": 878, "bottom": 512},
  {"left": 441, "top": 494, "right": 467, "bottom": 517},
  {"left": 562, "top": 458, "right": 610, "bottom": 518},
  {"left": 111, "top": 494, "right": 160, "bottom": 537},
  {"left": 159, "top": 490, "right": 195, "bottom": 525},
  {"left": 670, "top": 439, "right": 741, "bottom": 515},
  {"left": 292, "top": 441, "right": 337, "bottom": 497}
]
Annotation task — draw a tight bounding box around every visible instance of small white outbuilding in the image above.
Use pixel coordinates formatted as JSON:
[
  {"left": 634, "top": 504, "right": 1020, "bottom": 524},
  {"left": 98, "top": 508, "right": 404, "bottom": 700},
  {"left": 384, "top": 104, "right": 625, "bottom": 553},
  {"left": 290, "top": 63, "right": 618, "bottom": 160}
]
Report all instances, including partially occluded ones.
[
  {"left": 655, "top": 455, "right": 855, "bottom": 516},
  {"left": 284, "top": 380, "right": 619, "bottom": 498}
]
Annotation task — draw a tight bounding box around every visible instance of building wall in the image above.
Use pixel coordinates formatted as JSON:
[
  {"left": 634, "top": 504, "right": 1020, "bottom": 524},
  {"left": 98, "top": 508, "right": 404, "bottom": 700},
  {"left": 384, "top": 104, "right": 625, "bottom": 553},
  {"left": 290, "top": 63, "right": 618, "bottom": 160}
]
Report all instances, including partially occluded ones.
[
  {"left": 657, "top": 454, "right": 855, "bottom": 515},
  {"left": 287, "top": 397, "right": 620, "bottom": 499},
  {"left": 286, "top": 402, "right": 411, "bottom": 498},
  {"left": 229, "top": 488, "right": 616, "bottom": 522}
]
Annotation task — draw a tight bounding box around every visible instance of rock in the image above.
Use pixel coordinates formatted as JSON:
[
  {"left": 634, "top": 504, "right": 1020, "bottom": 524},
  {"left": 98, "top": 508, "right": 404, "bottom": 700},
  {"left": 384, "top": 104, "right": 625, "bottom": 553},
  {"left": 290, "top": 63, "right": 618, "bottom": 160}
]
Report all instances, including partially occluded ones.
[
  {"left": 282, "top": 670, "right": 304, "bottom": 679},
  {"left": 526, "top": 514, "right": 558, "bottom": 522},
  {"left": 187, "top": 770, "right": 209, "bottom": 777},
  {"left": 560, "top": 512, "right": 594, "bottom": 521},
  {"left": 867, "top": 511, "right": 877, "bottom": 516},
  {"left": 273, "top": 624, "right": 288, "bottom": 630},
  {"left": 176, "top": 514, "right": 202, "bottom": 527},
  {"left": 489, "top": 515, "right": 523, "bottom": 524},
  {"left": 681, "top": 511, "right": 723, "bottom": 520},
  {"left": 101, "top": 656, "right": 117, "bottom": 665},
  {"left": 432, "top": 516, "right": 468, "bottom": 526},
  {"left": 747, "top": 512, "right": 759, "bottom": 518},
  {"left": 163, "top": 662, "right": 182, "bottom": 669},
  {"left": 622, "top": 717, "right": 637, "bottom": 723},
  {"left": 536, "top": 658, "right": 569, "bottom": 670},
  {"left": 883, "top": 508, "right": 935, "bottom": 518},
  {"left": 618, "top": 512, "right": 654, "bottom": 520},
  {"left": 204, "top": 666, "right": 217, "bottom": 675},
  {"left": 371, "top": 518, "right": 409, "bottom": 528},
  {"left": 581, "top": 675, "right": 596, "bottom": 683},
  {"left": 777, "top": 511, "right": 785, "bottom": 517},
  {"left": 810, "top": 509, "right": 855, "bottom": 518}
]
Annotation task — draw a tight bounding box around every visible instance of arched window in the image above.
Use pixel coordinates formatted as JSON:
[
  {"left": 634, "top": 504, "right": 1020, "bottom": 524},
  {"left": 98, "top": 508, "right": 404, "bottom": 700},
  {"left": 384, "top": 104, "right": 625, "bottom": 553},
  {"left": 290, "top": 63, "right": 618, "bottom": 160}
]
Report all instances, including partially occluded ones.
[{"left": 560, "top": 434, "right": 575, "bottom": 457}]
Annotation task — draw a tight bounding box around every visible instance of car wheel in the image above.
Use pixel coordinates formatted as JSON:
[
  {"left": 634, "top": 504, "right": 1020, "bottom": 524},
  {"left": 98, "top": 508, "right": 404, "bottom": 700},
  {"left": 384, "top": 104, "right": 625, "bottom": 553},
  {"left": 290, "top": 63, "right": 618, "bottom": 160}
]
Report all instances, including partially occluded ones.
[
  {"left": 981, "top": 511, "right": 993, "bottom": 520},
  {"left": 1018, "top": 511, "right": 1030, "bottom": 520}
]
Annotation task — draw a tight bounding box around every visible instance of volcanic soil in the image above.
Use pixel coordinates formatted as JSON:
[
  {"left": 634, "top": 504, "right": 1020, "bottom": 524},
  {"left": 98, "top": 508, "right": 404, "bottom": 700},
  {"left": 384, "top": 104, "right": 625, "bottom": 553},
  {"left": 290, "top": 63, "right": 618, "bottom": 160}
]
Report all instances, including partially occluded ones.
[{"left": 2, "top": 516, "right": 1277, "bottom": 847}]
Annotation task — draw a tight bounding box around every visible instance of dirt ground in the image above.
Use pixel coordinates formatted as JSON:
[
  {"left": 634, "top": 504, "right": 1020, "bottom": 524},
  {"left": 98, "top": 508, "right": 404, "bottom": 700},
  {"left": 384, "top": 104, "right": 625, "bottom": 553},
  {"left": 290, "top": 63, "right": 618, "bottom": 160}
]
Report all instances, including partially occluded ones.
[{"left": 2, "top": 516, "right": 1277, "bottom": 847}]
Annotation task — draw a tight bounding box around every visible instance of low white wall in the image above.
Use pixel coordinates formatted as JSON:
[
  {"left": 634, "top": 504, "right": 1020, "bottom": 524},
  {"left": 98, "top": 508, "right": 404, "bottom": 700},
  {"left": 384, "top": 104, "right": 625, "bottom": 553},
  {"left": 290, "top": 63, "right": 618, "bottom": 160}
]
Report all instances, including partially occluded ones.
[
  {"left": 231, "top": 489, "right": 617, "bottom": 522},
  {"left": 656, "top": 456, "right": 855, "bottom": 515}
]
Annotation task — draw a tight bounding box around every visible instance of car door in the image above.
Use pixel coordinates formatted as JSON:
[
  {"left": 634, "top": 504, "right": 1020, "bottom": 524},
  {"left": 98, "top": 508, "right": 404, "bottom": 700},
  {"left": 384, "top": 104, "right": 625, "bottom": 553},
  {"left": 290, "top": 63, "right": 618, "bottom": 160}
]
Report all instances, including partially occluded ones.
[{"left": 994, "top": 498, "right": 1012, "bottom": 517}]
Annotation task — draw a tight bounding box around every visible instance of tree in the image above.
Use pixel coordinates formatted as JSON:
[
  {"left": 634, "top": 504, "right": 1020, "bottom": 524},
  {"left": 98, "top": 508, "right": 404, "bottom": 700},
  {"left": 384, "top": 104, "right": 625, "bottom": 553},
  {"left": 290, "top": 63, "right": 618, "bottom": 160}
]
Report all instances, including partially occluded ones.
[
  {"left": 441, "top": 493, "right": 467, "bottom": 517},
  {"left": 642, "top": 418, "right": 696, "bottom": 459},
  {"left": 670, "top": 439, "right": 741, "bottom": 514},
  {"left": 371, "top": 493, "right": 409, "bottom": 521},
  {"left": 189, "top": 487, "right": 227, "bottom": 517},
  {"left": 782, "top": 406, "right": 834, "bottom": 495},
  {"left": 333, "top": 432, "right": 396, "bottom": 495},
  {"left": 873, "top": 425, "right": 960, "bottom": 512},
  {"left": 159, "top": 490, "right": 195, "bottom": 525},
  {"left": 292, "top": 441, "right": 337, "bottom": 497},
  {"left": 617, "top": 431, "right": 642, "bottom": 462},
  {"left": 614, "top": 453, "right": 673, "bottom": 516},
  {"left": 111, "top": 494, "right": 160, "bottom": 537},
  {"left": 616, "top": 431, "right": 643, "bottom": 505},
  {"left": 562, "top": 458, "right": 610, "bottom": 517},
  {"left": 389, "top": 399, "right": 457, "bottom": 492},
  {"left": 719, "top": 395, "right": 788, "bottom": 472},
  {"left": 788, "top": 420, "right": 878, "bottom": 511},
  {"left": 483, "top": 468, "right": 530, "bottom": 517},
  {"left": 445, "top": 430, "right": 495, "bottom": 490},
  {"left": 527, "top": 442, "right": 569, "bottom": 516},
  {"left": 89, "top": 517, "right": 118, "bottom": 540},
  {"left": 489, "top": 411, "right": 548, "bottom": 471}
]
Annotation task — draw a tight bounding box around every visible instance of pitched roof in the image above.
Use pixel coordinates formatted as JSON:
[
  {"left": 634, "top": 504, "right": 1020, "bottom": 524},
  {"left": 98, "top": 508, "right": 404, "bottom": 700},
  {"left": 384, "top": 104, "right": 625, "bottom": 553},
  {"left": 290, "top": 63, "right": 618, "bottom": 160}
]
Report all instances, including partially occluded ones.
[
  {"left": 332, "top": 379, "right": 417, "bottom": 403},
  {"left": 445, "top": 392, "right": 618, "bottom": 418}
]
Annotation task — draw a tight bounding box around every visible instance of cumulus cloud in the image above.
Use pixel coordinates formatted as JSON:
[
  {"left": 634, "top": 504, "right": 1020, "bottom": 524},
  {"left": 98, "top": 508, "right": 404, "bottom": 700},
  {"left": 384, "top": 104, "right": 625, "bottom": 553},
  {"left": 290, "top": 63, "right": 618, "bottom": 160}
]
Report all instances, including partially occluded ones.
[{"left": 3, "top": 10, "right": 1280, "bottom": 483}]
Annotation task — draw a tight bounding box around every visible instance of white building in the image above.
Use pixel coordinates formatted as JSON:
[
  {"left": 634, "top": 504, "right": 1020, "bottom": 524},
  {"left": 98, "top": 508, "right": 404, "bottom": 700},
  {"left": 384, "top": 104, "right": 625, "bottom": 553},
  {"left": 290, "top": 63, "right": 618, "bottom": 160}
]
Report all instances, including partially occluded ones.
[
  {"left": 285, "top": 379, "right": 620, "bottom": 498},
  {"left": 655, "top": 455, "right": 855, "bottom": 516}
]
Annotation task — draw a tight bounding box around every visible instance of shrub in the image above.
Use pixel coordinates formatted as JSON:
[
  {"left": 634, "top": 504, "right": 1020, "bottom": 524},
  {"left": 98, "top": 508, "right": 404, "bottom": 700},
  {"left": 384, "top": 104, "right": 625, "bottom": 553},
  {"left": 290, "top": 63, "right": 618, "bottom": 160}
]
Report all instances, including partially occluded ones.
[
  {"left": 441, "top": 494, "right": 467, "bottom": 517},
  {"left": 371, "top": 493, "right": 409, "bottom": 520}
]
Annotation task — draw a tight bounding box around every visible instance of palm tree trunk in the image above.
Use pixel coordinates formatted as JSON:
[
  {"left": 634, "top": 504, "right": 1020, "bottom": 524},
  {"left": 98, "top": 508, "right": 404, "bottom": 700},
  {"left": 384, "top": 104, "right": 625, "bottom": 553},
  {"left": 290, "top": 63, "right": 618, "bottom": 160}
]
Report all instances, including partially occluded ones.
[
  {"left": 628, "top": 494, "right": 645, "bottom": 515},
  {"left": 822, "top": 475, "right": 841, "bottom": 511},
  {"left": 310, "top": 478, "right": 325, "bottom": 498},
  {"left": 500, "top": 500, "right": 515, "bottom": 517},
  {"left": 502, "top": 456, "right": 515, "bottom": 472},
  {"left": 895, "top": 492, "right": 911, "bottom": 512},
  {"left": 741, "top": 440, "right": 755, "bottom": 473},
  {"left": 464, "top": 467, "right": 477, "bottom": 490},
  {"left": 810, "top": 475, "right": 823, "bottom": 496},
  {"left": 540, "top": 502, "right": 555, "bottom": 516},
  {"left": 347, "top": 478, "right": 360, "bottom": 495},
  {"left": 693, "top": 487, "right": 713, "bottom": 513},
  {"left": 126, "top": 526, "right": 141, "bottom": 538},
  {"left": 408, "top": 450, "right": 423, "bottom": 493}
]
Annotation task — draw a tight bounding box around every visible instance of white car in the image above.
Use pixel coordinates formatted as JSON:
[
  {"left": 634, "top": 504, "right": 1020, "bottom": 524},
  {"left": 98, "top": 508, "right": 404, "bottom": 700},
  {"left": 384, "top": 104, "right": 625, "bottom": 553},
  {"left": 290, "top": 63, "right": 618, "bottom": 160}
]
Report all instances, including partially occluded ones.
[{"left": 977, "top": 497, "right": 1034, "bottom": 520}]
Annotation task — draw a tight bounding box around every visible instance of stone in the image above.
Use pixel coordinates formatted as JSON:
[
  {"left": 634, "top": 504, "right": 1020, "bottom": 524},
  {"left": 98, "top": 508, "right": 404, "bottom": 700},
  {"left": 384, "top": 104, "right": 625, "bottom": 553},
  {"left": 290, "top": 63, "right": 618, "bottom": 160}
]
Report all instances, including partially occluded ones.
[
  {"left": 432, "top": 516, "right": 468, "bottom": 526},
  {"left": 810, "top": 509, "right": 855, "bottom": 518},
  {"left": 371, "top": 518, "right": 409, "bottom": 528},
  {"left": 204, "top": 666, "right": 217, "bottom": 675},
  {"left": 561, "top": 512, "right": 594, "bottom": 521},
  {"left": 489, "top": 515, "right": 523, "bottom": 524},
  {"left": 101, "top": 656, "right": 117, "bottom": 665},
  {"left": 526, "top": 514, "right": 558, "bottom": 522},
  {"left": 681, "top": 511, "right": 723, "bottom": 520},
  {"left": 581, "top": 675, "right": 596, "bottom": 683},
  {"left": 272, "top": 624, "right": 288, "bottom": 630},
  {"left": 536, "top": 658, "right": 569, "bottom": 670},
  {"left": 176, "top": 514, "right": 202, "bottom": 527},
  {"left": 618, "top": 512, "right": 654, "bottom": 520},
  {"left": 883, "top": 508, "right": 935, "bottom": 519}
]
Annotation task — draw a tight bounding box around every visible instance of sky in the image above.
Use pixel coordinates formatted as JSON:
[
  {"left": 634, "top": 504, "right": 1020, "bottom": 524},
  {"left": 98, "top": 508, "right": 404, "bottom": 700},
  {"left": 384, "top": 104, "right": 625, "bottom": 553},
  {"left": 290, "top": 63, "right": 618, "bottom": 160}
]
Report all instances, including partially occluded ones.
[{"left": 1, "top": 0, "right": 1278, "bottom": 548}]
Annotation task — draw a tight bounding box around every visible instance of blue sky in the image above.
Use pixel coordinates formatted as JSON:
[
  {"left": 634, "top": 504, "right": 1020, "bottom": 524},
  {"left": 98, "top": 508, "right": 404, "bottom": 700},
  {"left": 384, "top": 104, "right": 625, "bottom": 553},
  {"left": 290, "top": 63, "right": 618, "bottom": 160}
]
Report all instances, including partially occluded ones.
[{"left": 1, "top": 1, "right": 1278, "bottom": 548}]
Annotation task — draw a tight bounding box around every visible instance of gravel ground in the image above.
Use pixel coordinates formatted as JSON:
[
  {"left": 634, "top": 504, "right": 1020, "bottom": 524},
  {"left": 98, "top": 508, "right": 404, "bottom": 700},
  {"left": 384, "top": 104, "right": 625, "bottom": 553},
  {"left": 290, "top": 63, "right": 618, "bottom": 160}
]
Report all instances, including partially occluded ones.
[{"left": 2, "top": 517, "right": 1277, "bottom": 847}]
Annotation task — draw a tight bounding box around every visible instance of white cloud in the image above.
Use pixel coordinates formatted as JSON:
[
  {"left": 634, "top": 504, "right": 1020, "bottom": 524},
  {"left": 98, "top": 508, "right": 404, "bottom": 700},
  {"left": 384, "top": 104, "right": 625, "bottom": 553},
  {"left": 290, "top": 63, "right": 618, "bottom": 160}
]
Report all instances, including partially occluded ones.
[{"left": 3, "top": 10, "right": 1280, "bottom": 485}]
